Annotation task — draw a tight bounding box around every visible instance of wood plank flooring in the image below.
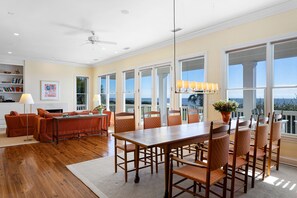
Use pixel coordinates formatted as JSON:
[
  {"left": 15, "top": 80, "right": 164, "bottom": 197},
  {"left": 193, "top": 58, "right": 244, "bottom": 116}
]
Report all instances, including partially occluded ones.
[{"left": 0, "top": 135, "right": 114, "bottom": 198}]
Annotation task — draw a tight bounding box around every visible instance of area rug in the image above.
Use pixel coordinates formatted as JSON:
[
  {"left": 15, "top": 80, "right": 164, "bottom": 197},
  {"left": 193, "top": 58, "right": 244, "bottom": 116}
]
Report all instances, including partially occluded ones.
[
  {"left": 67, "top": 155, "right": 297, "bottom": 198},
  {"left": 0, "top": 131, "right": 39, "bottom": 148}
]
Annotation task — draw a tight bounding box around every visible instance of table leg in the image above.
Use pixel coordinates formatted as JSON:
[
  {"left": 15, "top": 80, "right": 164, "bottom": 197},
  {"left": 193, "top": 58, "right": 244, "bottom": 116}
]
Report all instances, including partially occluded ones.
[
  {"left": 163, "top": 145, "right": 170, "bottom": 198},
  {"left": 134, "top": 144, "right": 140, "bottom": 183},
  {"left": 56, "top": 120, "right": 59, "bottom": 144}
]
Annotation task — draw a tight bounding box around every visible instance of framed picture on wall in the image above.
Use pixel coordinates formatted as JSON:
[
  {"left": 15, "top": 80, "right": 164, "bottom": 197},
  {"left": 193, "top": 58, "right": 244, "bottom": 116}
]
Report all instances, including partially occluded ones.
[{"left": 40, "top": 81, "right": 59, "bottom": 100}]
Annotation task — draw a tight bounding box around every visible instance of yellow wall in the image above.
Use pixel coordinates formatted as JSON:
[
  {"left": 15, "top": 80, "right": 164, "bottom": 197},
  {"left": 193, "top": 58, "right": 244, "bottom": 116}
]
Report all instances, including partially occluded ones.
[
  {"left": 25, "top": 60, "right": 93, "bottom": 111},
  {"left": 92, "top": 9, "right": 297, "bottom": 165}
]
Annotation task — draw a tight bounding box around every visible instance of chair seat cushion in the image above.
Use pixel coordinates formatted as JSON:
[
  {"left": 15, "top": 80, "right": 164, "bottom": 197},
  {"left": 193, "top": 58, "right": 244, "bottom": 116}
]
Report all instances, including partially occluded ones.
[
  {"left": 249, "top": 146, "right": 265, "bottom": 158},
  {"left": 173, "top": 165, "right": 225, "bottom": 185},
  {"left": 116, "top": 143, "right": 136, "bottom": 152},
  {"left": 228, "top": 154, "right": 247, "bottom": 168}
]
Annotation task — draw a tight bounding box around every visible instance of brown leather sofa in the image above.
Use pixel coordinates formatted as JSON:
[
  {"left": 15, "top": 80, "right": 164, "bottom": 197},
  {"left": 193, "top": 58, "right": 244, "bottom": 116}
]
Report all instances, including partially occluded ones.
[
  {"left": 5, "top": 111, "right": 37, "bottom": 137},
  {"left": 34, "top": 108, "right": 112, "bottom": 142}
]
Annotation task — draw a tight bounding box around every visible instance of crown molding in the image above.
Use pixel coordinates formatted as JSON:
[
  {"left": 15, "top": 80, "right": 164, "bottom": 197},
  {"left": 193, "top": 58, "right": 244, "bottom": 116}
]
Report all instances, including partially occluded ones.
[
  {"left": 0, "top": 54, "right": 89, "bottom": 67},
  {"left": 93, "top": 0, "right": 297, "bottom": 67}
]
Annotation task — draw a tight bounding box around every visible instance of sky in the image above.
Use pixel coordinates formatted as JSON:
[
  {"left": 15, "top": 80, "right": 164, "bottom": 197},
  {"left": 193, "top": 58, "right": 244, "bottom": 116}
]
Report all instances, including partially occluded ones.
[{"left": 228, "top": 57, "right": 297, "bottom": 99}]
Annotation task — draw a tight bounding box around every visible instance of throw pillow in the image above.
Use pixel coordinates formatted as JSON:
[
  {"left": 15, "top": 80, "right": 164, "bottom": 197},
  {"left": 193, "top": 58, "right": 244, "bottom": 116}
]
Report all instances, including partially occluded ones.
[
  {"left": 37, "top": 108, "right": 49, "bottom": 117},
  {"left": 10, "top": 111, "right": 19, "bottom": 116}
]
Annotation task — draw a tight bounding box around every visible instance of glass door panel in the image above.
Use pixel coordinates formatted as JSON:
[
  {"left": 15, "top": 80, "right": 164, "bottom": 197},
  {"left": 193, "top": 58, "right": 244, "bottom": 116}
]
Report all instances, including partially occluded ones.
[
  {"left": 124, "top": 70, "right": 135, "bottom": 113},
  {"left": 156, "top": 66, "right": 171, "bottom": 125},
  {"left": 140, "top": 69, "right": 153, "bottom": 121}
]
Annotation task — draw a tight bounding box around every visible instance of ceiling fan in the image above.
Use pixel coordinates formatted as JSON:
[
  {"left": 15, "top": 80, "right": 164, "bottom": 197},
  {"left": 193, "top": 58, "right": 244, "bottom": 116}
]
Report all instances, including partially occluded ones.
[{"left": 86, "top": 31, "right": 117, "bottom": 45}]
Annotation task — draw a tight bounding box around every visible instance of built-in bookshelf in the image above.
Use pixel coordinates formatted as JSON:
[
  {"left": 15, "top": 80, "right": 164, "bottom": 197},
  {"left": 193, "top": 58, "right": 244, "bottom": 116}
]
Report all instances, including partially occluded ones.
[{"left": 0, "top": 63, "right": 24, "bottom": 103}]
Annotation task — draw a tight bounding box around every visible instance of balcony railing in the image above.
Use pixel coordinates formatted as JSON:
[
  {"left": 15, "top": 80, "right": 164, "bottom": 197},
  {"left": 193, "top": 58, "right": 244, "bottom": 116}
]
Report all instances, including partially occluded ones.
[
  {"left": 234, "top": 108, "right": 297, "bottom": 135},
  {"left": 77, "top": 104, "right": 87, "bottom": 111}
]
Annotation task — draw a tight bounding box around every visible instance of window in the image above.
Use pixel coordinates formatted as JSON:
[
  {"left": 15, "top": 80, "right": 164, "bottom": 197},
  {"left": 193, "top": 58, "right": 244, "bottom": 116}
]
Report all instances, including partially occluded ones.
[
  {"left": 123, "top": 70, "right": 135, "bottom": 112},
  {"left": 226, "top": 37, "right": 297, "bottom": 135},
  {"left": 272, "top": 39, "right": 297, "bottom": 134},
  {"left": 76, "top": 76, "right": 89, "bottom": 111},
  {"left": 179, "top": 57, "right": 205, "bottom": 121},
  {"left": 227, "top": 45, "right": 267, "bottom": 119},
  {"left": 98, "top": 73, "right": 116, "bottom": 112}
]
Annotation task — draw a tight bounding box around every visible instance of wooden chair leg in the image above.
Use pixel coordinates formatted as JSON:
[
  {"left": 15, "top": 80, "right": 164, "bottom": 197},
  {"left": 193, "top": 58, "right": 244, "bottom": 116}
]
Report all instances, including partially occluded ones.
[
  {"left": 193, "top": 181, "right": 196, "bottom": 195},
  {"left": 155, "top": 147, "right": 159, "bottom": 173},
  {"left": 114, "top": 141, "right": 117, "bottom": 173},
  {"left": 150, "top": 148, "right": 153, "bottom": 174},
  {"left": 223, "top": 170, "right": 227, "bottom": 198},
  {"left": 169, "top": 158, "right": 173, "bottom": 198},
  {"left": 124, "top": 150, "right": 128, "bottom": 182},
  {"left": 205, "top": 183, "right": 210, "bottom": 198},
  {"left": 244, "top": 155, "right": 249, "bottom": 193},
  {"left": 276, "top": 141, "right": 281, "bottom": 170},
  {"left": 267, "top": 149, "right": 272, "bottom": 176},
  {"left": 231, "top": 165, "right": 236, "bottom": 198},
  {"left": 176, "top": 148, "right": 179, "bottom": 167},
  {"left": 252, "top": 156, "right": 256, "bottom": 188},
  {"left": 262, "top": 156, "right": 266, "bottom": 180}
]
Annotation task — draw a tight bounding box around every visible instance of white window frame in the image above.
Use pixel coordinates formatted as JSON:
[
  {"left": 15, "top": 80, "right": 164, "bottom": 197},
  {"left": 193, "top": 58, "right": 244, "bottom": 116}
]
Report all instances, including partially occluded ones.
[
  {"left": 176, "top": 53, "right": 208, "bottom": 121},
  {"left": 75, "top": 75, "right": 89, "bottom": 111},
  {"left": 224, "top": 35, "right": 297, "bottom": 138},
  {"left": 98, "top": 73, "right": 116, "bottom": 111}
]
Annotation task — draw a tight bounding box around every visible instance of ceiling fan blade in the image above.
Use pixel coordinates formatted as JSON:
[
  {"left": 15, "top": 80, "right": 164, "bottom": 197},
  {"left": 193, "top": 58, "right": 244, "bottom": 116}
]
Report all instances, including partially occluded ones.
[
  {"left": 96, "top": 40, "right": 117, "bottom": 45},
  {"left": 55, "top": 23, "right": 92, "bottom": 33}
]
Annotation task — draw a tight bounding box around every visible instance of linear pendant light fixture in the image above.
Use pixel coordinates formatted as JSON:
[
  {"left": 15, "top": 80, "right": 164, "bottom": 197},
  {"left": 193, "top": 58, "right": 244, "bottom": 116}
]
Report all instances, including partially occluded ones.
[{"left": 172, "top": 0, "right": 219, "bottom": 94}]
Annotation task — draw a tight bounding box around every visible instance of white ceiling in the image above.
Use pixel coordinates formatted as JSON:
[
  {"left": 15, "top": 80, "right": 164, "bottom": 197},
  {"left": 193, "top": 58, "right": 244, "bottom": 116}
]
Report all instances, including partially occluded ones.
[{"left": 0, "top": 0, "right": 295, "bottom": 66}]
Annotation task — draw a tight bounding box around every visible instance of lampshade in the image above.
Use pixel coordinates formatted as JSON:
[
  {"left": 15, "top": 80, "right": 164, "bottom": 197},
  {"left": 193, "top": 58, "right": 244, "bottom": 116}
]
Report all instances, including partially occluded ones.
[
  {"left": 19, "top": 93, "right": 34, "bottom": 104},
  {"left": 93, "top": 94, "right": 99, "bottom": 101},
  {"left": 93, "top": 94, "right": 101, "bottom": 104}
]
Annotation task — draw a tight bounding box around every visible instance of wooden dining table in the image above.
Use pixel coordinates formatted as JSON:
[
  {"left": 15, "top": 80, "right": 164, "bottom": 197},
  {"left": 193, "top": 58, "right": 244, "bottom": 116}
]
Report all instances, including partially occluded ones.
[{"left": 112, "top": 121, "right": 235, "bottom": 198}]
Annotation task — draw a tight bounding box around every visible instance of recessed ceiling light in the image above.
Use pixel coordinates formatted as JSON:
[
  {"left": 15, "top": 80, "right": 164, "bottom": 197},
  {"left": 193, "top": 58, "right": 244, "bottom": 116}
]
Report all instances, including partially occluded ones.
[
  {"left": 114, "top": 51, "right": 118, "bottom": 54},
  {"left": 123, "top": 47, "right": 130, "bottom": 50},
  {"left": 121, "top": 10, "right": 129, "bottom": 15},
  {"left": 93, "top": 59, "right": 99, "bottom": 61},
  {"left": 8, "top": 51, "right": 12, "bottom": 54},
  {"left": 101, "top": 47, "right": 106, "bottom": 50},
  {"left": 13, "top": 33, "right": 20, "bottom": 36}
]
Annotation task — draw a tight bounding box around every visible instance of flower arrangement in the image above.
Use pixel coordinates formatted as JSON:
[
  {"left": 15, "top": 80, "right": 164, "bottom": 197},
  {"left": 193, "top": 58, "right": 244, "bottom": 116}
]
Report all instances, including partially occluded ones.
[
  {"left": 213, "top": 100, "right": 239, "bottom": 113},
  {"left": 95, "top": 104, "right": 104, "bottom": 113}
]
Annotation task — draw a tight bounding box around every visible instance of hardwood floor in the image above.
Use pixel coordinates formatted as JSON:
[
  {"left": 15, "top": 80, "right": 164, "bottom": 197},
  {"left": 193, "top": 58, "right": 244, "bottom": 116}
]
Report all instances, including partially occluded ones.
[{"left": 0, "top": 135, "right": 115, "bottom": 198}]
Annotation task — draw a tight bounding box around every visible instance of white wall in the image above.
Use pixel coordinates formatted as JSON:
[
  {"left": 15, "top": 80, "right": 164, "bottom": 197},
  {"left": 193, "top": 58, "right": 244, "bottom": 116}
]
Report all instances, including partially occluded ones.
[{"left": 24, "top": 60, "right": 93, "bottom": 112}]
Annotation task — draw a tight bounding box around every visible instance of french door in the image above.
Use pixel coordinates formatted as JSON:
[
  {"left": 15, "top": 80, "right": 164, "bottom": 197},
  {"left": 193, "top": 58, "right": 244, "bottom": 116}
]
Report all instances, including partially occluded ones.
[{"left": 138, "top": 64, "right": 171, "bottom": 126}]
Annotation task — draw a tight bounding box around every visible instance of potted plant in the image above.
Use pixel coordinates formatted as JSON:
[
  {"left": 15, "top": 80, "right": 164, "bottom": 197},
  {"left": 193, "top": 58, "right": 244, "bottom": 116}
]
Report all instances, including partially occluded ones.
[
  {"left": 95, "top": 104, "right": 104, "bottom": 114},
  {"left": 213, "top": 100, "right": 238, "bottom": 123}
]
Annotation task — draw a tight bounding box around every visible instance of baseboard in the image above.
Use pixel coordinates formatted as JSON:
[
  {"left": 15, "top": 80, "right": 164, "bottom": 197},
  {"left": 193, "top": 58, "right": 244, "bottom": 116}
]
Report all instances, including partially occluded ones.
[{"left": 280, "top": 156, "right": 297, "bottom": 167}]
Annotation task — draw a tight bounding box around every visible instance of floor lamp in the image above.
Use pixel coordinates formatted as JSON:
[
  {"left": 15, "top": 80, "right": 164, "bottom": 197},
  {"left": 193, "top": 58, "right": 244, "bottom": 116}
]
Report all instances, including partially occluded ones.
[{"left": 19, "top": 93, "right": 34, "bottom": 141}]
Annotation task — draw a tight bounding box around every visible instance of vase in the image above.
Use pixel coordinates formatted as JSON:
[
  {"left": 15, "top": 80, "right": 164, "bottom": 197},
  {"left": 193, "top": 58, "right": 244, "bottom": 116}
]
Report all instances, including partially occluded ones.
[{"left": 221, "top": 112, "right": 231, "bottom": 123}]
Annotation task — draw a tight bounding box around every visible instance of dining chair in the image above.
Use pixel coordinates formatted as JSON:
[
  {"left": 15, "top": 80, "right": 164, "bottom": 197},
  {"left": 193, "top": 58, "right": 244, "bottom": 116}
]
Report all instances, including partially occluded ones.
[
  {"left": 167, "top": 108, "right": 183, "bottom": 164},
  {"left": 198, "top": 119, "right": 231, "bottom": 162},
  {"left": 167, "top": 108, "right": 182, "bottom": 126},
  {"left": 249, "top": 115, "right": 269, "bottom": 188},
  {"left": 267, "top": 112, "right": 282, "bottom": 176},
  {"left": 188, "top": 108, "right": 200, "bottom": 124},
  {"left": 114, "top": 112, "right": 153, "bottom": 182},
  {"left": 169, "top": 122, "right": 230, "bottom": 198},
  {"left": 228, "top": 117, "right": 251, "bottom": 198},
  {"left": 184, "top": 108, "right": 200, "bottom": 155},
  {"left": 143, "top": 111, "right": 163, "bottom": 173}
]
